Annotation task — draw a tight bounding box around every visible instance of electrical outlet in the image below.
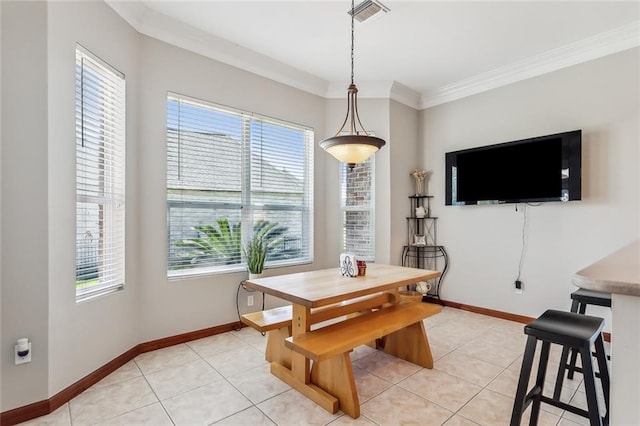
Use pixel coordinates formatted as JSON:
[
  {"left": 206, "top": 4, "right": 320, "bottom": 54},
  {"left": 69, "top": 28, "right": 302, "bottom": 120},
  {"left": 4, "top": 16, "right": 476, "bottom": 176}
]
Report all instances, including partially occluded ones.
[
  {"left": 514, "top": 280, "right": 523, "bottom": 294},
  {"left": 15, "top": 342, "right": 32, "bottom": 365},
  {"left": 247, "top": 295, "right": 254, "bottom": 307}
]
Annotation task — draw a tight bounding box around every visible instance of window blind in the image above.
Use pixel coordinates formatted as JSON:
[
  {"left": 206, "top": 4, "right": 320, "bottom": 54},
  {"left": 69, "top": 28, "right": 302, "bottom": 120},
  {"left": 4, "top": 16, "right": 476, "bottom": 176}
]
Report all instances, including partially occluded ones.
[
  {"left": 341, "top": 157, "right": 375, "bottom": 261},
  {"left": 75, "top": 46, "right": 126, "bottom": 301},
  {"left": 167, "top": 94, "right": 314, "bottom": 278}
]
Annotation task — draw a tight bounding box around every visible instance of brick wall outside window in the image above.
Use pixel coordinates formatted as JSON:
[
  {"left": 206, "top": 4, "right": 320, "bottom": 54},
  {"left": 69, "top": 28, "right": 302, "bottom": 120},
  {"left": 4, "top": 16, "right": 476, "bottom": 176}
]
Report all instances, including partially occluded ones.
[{"left": 341, "top": 157, "right": 374, "bottom": 261}]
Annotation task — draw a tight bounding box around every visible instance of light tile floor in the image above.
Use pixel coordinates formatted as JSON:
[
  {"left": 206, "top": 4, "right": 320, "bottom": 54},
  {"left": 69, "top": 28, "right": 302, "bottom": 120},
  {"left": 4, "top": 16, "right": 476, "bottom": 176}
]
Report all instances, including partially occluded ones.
[{"left": 20, "top": 306, "right": 608, "bottom": 426}]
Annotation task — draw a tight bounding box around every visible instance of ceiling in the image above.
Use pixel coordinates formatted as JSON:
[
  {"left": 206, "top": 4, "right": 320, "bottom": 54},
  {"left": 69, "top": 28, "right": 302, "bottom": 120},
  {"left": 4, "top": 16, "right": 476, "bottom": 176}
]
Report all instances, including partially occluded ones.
[{"left": 107, "top": 1, "right": 640, "bottom": 109}]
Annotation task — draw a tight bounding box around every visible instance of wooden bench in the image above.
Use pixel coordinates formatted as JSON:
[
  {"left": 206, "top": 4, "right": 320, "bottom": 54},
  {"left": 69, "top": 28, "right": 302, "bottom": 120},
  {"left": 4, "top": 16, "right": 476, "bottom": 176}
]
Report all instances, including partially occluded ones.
[
  {"left": 240, "top": 291, "right": 395, "bottom": 332},
  {"left": 240, "top": 292, "right": 395, "bottom": 368},
  {"left": 281, "top": 301, "right": 441, "bottom": 418},
  {"left": 285, "top": 301, "right": 441, "bottom": 364},
  {"left": 241, "top": 305, "right": 293, "bottom": 333}
]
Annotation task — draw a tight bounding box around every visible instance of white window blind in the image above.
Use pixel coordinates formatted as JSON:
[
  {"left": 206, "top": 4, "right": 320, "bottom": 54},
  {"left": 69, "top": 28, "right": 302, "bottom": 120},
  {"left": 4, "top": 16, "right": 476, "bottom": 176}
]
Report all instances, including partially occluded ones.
[
  {"left": 167, "top": 93, "right": 314, "bottom": 278},
  {"left": 341, "top": 157, "right": 375, "bottom": 261},
  {"left": 75, "top": 46, "right": 126, "bottom": 302}
]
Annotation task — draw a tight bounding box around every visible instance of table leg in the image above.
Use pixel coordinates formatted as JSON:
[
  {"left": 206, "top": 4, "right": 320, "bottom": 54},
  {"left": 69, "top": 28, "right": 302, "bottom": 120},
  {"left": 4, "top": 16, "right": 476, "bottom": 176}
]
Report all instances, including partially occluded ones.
[{"left": 291, "top": 304, "right": 311, "bottom": 383}]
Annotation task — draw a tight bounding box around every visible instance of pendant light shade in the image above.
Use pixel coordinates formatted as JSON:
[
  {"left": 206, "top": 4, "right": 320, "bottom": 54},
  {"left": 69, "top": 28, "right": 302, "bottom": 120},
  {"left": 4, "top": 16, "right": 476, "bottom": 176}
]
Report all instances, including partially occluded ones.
[
  {"left": 321, "top": 134, "right": 385, "bottom": 166},
  {"left": 321, "top": 1, "right": 386, "bottom": 168}
]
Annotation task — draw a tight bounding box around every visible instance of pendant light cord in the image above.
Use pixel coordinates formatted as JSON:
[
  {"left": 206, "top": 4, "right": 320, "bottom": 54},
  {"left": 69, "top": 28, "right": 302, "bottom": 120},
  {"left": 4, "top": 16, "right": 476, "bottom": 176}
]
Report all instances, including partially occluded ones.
[
  {"left": 318, "top": 0, "right": 386, "bottom": 166},
  {"left": 351, "top": 0, "right": 355, "bottom": 85}
]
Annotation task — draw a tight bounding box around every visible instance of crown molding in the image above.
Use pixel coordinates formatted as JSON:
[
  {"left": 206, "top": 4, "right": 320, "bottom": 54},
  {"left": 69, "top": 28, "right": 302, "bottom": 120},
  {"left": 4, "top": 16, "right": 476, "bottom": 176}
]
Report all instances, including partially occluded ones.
[
  {"left": 327, "top": 80, "right": 391, "bottom": 98},
  {"left": 106, "top": 2, "right": 638, "bottom": 111},
  {"left": 105, "top": 1, "right": 329, "bottom": 98},
  {"left": 419, "top": 20, "right": 640, "bottom": 109},
  {"left": 390, "top": 81, "right": 422, "bottom": 110},
  {"left": 326, "top": 80, "right": 421, "bottom": 109}
]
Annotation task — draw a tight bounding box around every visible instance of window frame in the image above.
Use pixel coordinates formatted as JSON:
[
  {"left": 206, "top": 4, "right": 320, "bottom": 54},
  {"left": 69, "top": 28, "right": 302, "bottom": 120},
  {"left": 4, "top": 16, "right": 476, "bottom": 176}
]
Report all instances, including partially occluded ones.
[
  {"left": 166, "top": 93, "right": 314, "bottom": 279},
  {"left": 75, "top": 45, "right": 126, "bottom": 302}
]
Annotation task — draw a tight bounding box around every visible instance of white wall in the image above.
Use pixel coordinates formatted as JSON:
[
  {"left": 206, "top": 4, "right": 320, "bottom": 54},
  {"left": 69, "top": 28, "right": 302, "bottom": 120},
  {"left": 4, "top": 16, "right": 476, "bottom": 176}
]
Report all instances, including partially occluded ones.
[
  {"left": 389, "top": 100, "right": 421, "bottom": 264},
  {"left": 0, "top": 0, "right": 4, "bottom": 410},
  {"left": 1, "top": 1, "right": 50, "bottom": 411},
  {"left": 420, "top": 48, "right": 640, "bottom": 325},
  {"left": 321, "top": 99, "right": 343, "bottom": 265},
  {"left": 46, "top": 1, "right": 142, "bottom": 397}
]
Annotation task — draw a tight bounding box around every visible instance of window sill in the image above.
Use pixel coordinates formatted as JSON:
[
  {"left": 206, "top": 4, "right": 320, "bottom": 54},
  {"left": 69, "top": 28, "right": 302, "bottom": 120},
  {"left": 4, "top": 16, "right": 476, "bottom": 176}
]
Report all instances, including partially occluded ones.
[{"left": 167, "top": 259, "right": 313, "bottom": 282}]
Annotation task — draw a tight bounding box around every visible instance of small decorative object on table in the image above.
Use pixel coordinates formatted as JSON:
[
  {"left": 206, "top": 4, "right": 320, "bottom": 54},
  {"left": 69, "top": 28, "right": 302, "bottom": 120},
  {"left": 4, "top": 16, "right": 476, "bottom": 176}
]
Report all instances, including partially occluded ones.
[
  {"left": 410, "top": 170, "right": 431, "bottom": 196},
  {"left": 340, "top": 253, "right": 358, "bottom": 277},
  {"left": 357, "top": 260, "right": 367, "bottom": 276},
  {"left": 415, "top": 206, "right": 426, "bottom": 218}
]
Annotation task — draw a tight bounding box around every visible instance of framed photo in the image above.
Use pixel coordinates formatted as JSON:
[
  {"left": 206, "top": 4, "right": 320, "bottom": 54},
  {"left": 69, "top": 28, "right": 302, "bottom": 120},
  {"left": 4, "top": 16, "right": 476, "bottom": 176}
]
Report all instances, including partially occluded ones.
[{"left": 413, "top": 234, "right": 426, "bottom": 246}]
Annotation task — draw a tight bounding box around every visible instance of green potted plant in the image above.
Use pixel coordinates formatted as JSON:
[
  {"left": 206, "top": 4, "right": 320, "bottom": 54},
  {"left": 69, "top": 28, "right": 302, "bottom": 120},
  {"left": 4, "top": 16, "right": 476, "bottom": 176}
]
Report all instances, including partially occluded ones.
[{"left": 244, "top": 233, "right": 267, "bottom": 279}]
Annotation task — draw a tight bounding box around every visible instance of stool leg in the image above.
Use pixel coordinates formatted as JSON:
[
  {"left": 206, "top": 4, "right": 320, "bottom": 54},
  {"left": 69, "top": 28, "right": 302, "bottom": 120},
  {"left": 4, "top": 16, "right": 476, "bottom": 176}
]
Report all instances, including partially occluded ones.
[
  {"left": 594, "top": 334, "right": 610, "bottom": 425},
  {"left": 529, "top": 341, "right": 550, "bottom": 426},
  {"left": 511, "top": 336, "right": 537, "bottom": 426},
  {"left": 554, "top": 345, "right": 571, "bottom": 399},
  {"left": 578, "top": 303, "right": 587, "bottom": 315},
  {"left": 567, "top": 300, "right": 584, "bottom": 380},
  {"left": 580, "top": 345, "right": 603, "bottom": 426},
  {"left": 569, "top": 298, "right": 581, "bottom": 313}
]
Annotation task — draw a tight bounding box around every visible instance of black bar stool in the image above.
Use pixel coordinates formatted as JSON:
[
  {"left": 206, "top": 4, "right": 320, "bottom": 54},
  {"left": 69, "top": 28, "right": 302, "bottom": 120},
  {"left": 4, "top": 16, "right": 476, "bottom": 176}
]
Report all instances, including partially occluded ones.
[
  {"left": 569, "top": 289, "right": 612, "bottom": 314},
  {"left": 510, "top": 309, "right": 610, "bottom": 426},
  {"left": 559, "top": 289, "right": 611, "bottom": 382}
]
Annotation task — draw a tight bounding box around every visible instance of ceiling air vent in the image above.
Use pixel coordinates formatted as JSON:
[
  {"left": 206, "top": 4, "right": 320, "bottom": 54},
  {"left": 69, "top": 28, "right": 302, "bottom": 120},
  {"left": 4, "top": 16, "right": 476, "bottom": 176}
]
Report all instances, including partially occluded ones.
[{"left": 348, "top": 0, "right": 390, "bottom": 23}]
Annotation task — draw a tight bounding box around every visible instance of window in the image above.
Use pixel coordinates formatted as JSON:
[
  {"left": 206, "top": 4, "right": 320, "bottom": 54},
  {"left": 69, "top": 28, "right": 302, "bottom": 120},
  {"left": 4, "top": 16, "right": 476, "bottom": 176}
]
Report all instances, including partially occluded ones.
[
  {"left": 167, "top": 94, "right": 314, "bottom": 278},
  {"left": 341, "top": 157, "right": 375, "bottom": 261},
  {"left": 75, "top": 46, "right": 126, "bottom": 301}
]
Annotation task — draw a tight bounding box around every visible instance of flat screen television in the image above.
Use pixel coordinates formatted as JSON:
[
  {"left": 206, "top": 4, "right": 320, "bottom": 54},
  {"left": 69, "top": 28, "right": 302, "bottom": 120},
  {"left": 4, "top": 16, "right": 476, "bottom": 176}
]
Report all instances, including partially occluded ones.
[{"left": 445, "top": 130, "right": 581, "bottom": 205}]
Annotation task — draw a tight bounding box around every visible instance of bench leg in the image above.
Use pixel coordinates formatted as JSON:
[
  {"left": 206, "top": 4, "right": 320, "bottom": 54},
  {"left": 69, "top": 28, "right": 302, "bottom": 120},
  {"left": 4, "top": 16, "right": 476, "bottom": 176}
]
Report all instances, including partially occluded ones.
[
  {"left": 311, "top": 353, "right": 360, "bottom": 419},
  {"left": 265, "top": 326, "right": 292, "bottom": 369},
  {"left": 383, "top": 321, "right": 434, "bottom": 368}
]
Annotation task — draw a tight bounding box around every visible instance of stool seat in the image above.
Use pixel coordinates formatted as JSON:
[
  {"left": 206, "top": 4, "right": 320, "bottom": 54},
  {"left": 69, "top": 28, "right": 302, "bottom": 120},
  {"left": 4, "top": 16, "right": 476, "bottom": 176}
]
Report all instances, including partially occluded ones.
[
  {"left": 571, "top": 288, "right": 611, "bottom": 308},
  {"left": 511, "top": 309, "right": 609, "bottom": 426},
  {"left": 525, "top": 309, "right": 605, "bottom": 347}
]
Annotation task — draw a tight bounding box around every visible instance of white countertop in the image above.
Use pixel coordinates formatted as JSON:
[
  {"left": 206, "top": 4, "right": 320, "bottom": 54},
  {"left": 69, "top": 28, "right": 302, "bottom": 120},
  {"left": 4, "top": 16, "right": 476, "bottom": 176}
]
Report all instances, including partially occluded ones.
[{"left": 572, "top": 240, "right": 640, "bottom": 296}]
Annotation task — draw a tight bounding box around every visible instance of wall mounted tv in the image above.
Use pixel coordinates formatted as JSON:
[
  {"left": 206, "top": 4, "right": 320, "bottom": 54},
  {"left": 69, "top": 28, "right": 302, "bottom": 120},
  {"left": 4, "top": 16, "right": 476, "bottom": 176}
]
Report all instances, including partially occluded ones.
[{"left": 445, "top": 130, "right": 581, "bottom": 205}]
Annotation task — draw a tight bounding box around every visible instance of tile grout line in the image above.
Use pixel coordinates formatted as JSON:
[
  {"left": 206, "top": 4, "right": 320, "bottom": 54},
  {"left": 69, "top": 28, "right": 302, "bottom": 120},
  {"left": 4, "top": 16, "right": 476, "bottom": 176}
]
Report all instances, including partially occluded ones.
[
  {"left": 189, "top": 334, "right": 291, "bottom": 425},
  {"left": 137, "top": 361, "right": 176, "bottom": 426}
]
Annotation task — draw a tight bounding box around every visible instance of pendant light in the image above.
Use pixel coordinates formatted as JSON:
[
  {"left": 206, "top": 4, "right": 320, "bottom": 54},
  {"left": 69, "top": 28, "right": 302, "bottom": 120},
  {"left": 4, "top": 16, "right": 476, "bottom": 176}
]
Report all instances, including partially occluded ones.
[{"left": 320, "top": 0, "right": 386, "bottom": 169}]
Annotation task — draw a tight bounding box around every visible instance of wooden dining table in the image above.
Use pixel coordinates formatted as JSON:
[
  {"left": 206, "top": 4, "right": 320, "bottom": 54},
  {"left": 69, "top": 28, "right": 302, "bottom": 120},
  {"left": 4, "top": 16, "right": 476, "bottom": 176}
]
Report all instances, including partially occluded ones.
[{"left": 244, "top": 263, "right": 441, "bottom": 417}]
